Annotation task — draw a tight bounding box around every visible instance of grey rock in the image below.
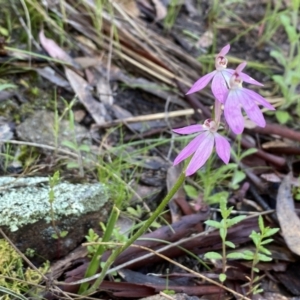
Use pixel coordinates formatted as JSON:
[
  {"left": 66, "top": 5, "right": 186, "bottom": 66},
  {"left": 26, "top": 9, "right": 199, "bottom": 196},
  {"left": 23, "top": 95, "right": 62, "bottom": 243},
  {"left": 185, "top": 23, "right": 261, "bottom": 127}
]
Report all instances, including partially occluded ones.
[
  {"left": 0, "top": 176, "right": 111, "bottom": 262},
  {"left": 16, "top": 110, "right": 90, "bottom": 149}
]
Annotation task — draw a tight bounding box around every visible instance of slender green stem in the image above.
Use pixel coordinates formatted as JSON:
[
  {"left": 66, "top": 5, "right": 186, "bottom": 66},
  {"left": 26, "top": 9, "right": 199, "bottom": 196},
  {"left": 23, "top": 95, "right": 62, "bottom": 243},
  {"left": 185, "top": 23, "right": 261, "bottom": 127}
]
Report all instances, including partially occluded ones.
[
  {"left": 83, "top": 172, "right": 186, "bottom": 295},
  {"left": 249, "top": 239, "right": 260, "bottom": 295},
  {"left": 221, "top": 229, "right": 227, "bottom": 275}
]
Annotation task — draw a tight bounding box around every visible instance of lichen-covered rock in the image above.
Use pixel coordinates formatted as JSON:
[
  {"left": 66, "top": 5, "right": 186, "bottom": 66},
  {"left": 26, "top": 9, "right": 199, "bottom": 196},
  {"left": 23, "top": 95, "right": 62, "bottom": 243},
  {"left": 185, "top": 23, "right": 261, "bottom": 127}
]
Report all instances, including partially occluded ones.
[{"left": 0, "top": 177, "right": 111, "bottom": 262}]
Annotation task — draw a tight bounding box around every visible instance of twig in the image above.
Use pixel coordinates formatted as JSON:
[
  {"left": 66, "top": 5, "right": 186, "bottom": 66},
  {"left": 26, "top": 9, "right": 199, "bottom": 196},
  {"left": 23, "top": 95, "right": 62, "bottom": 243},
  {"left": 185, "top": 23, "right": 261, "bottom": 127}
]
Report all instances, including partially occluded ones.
[{"left": 93, "top": 108, "right": 202, "bottom": 128}]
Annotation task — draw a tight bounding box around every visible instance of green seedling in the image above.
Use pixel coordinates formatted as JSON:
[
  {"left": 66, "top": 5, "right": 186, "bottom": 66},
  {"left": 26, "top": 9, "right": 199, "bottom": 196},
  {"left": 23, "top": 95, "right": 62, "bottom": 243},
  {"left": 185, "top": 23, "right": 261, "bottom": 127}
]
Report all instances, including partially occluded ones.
[
  {"left": 162, "top": 268, "right": 175, "bottom": 295},
  {"left": 269, "top": 1, "right": 300, "bottom": 119},
  {"left": 164, "top": 0, "right": 181, "bottom": 31},
  {"left": 204, "top": 197, "right": 246, "bottom": 283},
  {"left": 48, "top": 171, "right": 69, "bottom": 240},
  {"left": 79, "top": 205, "right": 120, "bottom": 293},
  {"left": 242, "top": 215, "right": 279, "bottom": 296}
]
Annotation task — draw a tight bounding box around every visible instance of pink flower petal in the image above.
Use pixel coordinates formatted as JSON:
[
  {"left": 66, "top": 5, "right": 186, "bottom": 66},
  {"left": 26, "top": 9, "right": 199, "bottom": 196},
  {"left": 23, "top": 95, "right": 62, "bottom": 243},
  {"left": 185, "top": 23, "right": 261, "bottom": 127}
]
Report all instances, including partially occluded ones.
[
  {"left": 222, "top": 69, "right": 234, "bottom": 85},
  {"left": 226, "top": 68, "right": 263, "bottom": 86},
  {"left": 173, "top": 124, "right": 204, "bottom": 135},
  {"left": 242, "top": 88, "right": 275, "bottom": 110},
  {"left": 214, "top": 133, "right": 231, "bottom": 164},
  {"left": 224, "top": 90, "right": 245, "bottom": 134},
  {"left": 185, "top": 131, "right": 214, "bottom": 176},
  {"left": 240, "top": 96, "right": 266, "bottom": 127},
  {"left": 173, "top": 133, "right": 206, "bottom": 165},
  {"left": 211, "top": 71, "right": 229, "bottom": 103},
  {"left": 186, "top": 71, "right": 217, "bottom": 95},
  {"left": 236, "top": 62, "right": 247, "bottom": 73},
  {"left": 218, "top": 44, "right": 230, "bottom": 57},
  {"left": 239, "top": 73, "right": 264, "bottom": 86}
]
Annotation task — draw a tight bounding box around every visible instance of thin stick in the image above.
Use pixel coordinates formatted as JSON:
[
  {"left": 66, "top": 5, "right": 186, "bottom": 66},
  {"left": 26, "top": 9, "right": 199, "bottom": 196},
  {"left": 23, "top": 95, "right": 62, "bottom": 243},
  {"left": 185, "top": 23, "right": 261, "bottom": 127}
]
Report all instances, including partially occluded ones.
[{"left": 94, "top": 108, "right": 202, "bottom": 128}]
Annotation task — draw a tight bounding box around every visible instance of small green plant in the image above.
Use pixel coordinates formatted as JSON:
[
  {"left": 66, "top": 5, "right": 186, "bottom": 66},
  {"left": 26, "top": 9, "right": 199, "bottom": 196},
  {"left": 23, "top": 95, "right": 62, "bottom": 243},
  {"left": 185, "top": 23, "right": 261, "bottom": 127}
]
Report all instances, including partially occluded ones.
[
  {"left": 0, "top": 82, "right": 17, "bottom": 92},
  {"left": 204, "top": 197, "right": 246, "bottom": 283},
  {"left": 230, "top": 137, "right": 257, "bottom": 189},
  {"left": 85, "top": 223, "right": 129, "bottom": 257},
  {"left": 79, "top": 205, "right": 120, "bottom": 293},
  {"left": 85, "top": 228, "right": 101, "bottom": 257},
  {"left": 126, "top": 204, "right": 143, "bottom": 218},
  {"left": 162, "top": 269, "right": 175, "bottom": 295},
  {"left": 164, "top": 0, "right": 181, "bottom": 30},
  {"left": 256, "top": 0, "right": 282, "bottom": 46},
  {"left": 196, "top": 161, "right": 238, "bottom": 204},
  {"left": 126, "top": 205, "right": 161, "bottom": 229},
  {"left": 48, "top": 171, "right": 68, "bottom": 239},
  {"left": 293, "top": 178, "right": 300, "bottom": 200},
  {"left": 59, "top": 99, "right": 90, "bottom": 176},
  {"left": 242, "top": 215, "right": 279, "bottom": 296},
  {"left": 207, "top": 0, "right": 220, "bottom": 25},
  {"left": 270, "top": 1, "right": 300, "bottom": 120},
  {"left": 0, "top": 239, "right": 49, "bottom": 300}
]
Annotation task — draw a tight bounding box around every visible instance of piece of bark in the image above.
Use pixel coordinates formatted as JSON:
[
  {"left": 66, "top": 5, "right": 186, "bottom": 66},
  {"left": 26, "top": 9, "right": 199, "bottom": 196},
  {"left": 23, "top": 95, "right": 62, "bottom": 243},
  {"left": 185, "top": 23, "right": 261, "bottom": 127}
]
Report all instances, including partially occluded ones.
[
  {"left": 118, "top": 217, "right": 259, "bottom": 269},
  {"left": 120, "top": 269, "right": 222, "bottom": 296},
  {"left": 102, "top": 212, "right": 209, "bottom": 266},
  {"left": 275, "top": 261, "right": 300, "bottom": 296},
  {"left": 276, "top": 173, "right": 300, "bottom": 256},
  {"left": 252, "top": 123, "right": 300, "bottom": 143}
]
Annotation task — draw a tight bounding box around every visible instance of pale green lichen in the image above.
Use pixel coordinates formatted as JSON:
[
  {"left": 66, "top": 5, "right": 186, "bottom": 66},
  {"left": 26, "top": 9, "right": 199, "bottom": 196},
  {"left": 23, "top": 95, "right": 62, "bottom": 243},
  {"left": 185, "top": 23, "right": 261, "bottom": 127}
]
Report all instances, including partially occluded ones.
[{"left": 0, "top": 177, "right": 108, "bottom": 232}]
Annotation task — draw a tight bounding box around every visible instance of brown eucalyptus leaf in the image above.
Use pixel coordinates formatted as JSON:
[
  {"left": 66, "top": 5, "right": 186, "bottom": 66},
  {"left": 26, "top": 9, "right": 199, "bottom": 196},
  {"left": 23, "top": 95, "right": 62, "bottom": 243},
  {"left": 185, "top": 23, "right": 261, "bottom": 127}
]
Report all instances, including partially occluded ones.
[
  {"left": 65, "top": 68, "right": 108, "bottom": 124},
  {"left": 276, "top": 173, "right": 300, "bottom": 255}
]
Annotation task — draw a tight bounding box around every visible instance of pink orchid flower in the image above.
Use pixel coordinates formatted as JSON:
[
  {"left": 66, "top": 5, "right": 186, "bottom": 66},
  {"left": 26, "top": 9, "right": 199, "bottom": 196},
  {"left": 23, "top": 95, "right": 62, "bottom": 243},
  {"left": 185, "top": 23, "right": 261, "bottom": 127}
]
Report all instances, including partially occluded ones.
[
  {"left": 223, "top": 62, "right": 275, "bottom": 135},
  {"left": 173, "top": 119, "right": 231, "bottom": 176},
  {"left": 186, "top": 44, "right": 263, "bottom": 102}
]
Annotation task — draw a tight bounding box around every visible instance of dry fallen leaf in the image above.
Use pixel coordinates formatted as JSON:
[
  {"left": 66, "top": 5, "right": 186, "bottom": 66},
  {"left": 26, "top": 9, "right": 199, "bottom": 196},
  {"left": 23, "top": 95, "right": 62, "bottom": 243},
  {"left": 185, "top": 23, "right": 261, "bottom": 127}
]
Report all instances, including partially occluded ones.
[
  {"left": 36, "top": 67, "right": 71, "bottom": 90},
  {"left": 276, "top": 173, "right": 300, "bottom": 255},
  {"left": 118, "top": 0, "right": 140, "bottom": 17},
  {"left": 65, "top": 68, "right": 110, "bottom": 124},
  {"left": 39, "top": 30, "right": 78, "bottom": 67},
  {"left": 196, "top": 29, "right": 214, "bottom": 48},
  {"left": 151, "top": 0, "right": 167, "bottom": 21},
  {"left": 96, "top": 76, "right": 114, "bottom": 106}
]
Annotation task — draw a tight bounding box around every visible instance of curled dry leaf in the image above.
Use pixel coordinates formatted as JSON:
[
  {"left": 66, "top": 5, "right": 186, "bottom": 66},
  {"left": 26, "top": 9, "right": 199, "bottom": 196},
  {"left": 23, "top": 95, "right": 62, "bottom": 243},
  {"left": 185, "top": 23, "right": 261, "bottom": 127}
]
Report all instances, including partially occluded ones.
[
  {"left": 38, "top": 30, "right": 78, "bottom": 67},
  {"left": 276, "top": 173, "right": 300, "bottom": 255},
  {"left": 151, "top": 0, "right": 167, "bottom": 21},
  {"left": 196, "top": 29, "right": 214, "bottom": 48},
  {"left": 117, "top": 0, "right": 140, "bottom": 17}
]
